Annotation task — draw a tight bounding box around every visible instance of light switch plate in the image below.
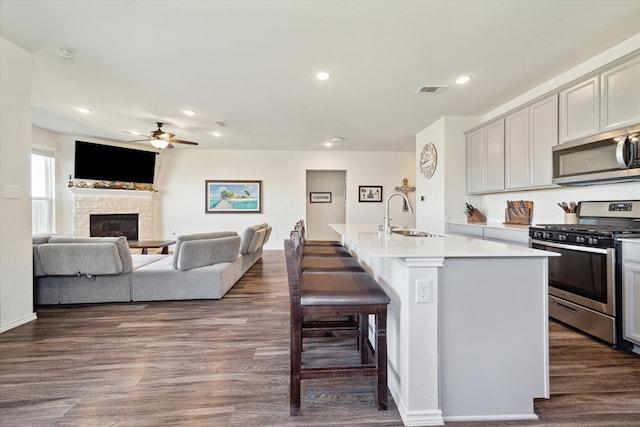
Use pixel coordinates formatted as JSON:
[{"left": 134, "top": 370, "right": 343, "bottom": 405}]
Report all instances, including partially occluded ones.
[{"left": 3, "top": 184, "right": 20, "bottom": 199}]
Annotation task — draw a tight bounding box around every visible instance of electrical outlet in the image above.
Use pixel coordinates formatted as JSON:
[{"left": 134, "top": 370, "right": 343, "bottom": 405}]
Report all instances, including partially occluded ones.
[{"left": 416, "top": 279, "right": 431, "bottom": 303}]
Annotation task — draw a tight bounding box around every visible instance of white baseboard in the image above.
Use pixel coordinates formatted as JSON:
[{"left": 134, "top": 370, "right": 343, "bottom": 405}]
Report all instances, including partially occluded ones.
[{"left": 1, "top": 312, "right": 37, "bottom": 333}]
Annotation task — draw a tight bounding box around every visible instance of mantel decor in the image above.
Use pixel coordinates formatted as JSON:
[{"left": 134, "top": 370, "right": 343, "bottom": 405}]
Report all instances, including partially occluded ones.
[
  {"left": 358, "top": 186, "right": 382, "bottom": 202},
  {"left": 205, "top": 180, "right": 262, "bottom": 213},
  {"left": 71, "top": 179, "right": 154, "bottom": 192}
]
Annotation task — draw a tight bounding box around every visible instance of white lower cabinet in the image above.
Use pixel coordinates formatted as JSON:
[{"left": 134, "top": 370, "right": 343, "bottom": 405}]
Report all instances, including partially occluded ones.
[{"left": 622, "top": 240, "right": 640, "bottom": 354}]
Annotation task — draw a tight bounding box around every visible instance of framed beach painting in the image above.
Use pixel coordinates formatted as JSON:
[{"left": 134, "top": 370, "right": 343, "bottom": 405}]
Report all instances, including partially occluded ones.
[
  {"left": 205, "top": 180, "right": 262, "bottom": 213},
  {"left": 359, "top": 185, "right": 382, "bottom": 202}
]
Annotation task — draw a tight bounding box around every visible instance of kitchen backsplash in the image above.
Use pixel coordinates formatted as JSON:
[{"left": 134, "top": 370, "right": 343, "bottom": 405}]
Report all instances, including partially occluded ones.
[{"left": 474, "top": 181, "right": 638, "bottom": 225}]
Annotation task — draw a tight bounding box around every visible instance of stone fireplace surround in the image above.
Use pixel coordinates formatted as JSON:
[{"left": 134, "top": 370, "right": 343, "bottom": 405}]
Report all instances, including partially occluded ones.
[{"left": 72, "top": 188, "right": 153, "bottom": 240}]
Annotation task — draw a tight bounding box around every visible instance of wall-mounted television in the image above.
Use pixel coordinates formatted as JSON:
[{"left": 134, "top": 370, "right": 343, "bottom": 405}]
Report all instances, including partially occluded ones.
[{"left": 74, "top": 141, "right": 157, "bottom": 184}]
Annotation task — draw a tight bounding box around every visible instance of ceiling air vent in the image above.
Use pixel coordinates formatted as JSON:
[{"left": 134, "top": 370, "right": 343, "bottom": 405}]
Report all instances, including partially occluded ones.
[
  {"left": 416, "top": 85, "right": 448, "bottom": 94},
  {"left": 216, "top": 120, "right": 230, "bottom": 128}
]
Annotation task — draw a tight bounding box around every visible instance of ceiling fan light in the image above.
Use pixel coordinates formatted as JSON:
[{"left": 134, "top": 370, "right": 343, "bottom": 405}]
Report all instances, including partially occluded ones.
[{"left": 150, "top": 139, "right": 169, "bottom": 149}]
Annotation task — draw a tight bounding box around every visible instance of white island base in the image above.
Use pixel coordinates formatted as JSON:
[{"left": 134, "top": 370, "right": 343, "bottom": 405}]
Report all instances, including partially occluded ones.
[{"left": 331, "top": 224, "right": 553, "bottom": 426}]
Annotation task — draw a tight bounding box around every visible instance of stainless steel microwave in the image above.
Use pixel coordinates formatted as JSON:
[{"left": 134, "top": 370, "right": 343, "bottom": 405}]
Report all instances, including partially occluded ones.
[{"left": 552, "top": 124, "right": 640, "bottom": 185}]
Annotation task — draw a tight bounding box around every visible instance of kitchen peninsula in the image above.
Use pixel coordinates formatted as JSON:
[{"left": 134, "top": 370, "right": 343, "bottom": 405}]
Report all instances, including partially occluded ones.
[{"left": 330, "top": 223, "right": 558, "bottom": 426}]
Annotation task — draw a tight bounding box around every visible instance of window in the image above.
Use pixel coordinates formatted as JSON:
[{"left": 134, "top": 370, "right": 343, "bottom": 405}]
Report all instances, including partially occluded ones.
[{"left": 31, "top": 149, "right": 55, "bottom": 234}]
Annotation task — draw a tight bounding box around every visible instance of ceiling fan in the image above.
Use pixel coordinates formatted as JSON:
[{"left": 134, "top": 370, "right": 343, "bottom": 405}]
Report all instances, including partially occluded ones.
[{"left": 125, "top": 122, "right": 199, "bottom": 149}]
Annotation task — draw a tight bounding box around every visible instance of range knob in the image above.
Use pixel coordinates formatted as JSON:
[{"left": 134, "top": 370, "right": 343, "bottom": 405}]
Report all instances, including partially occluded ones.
[
  {"left": 588, "top": 237, "right": 599, "bottom": 245},
  {"left": 576, "top": 235, "right": 586, "bottom": 244},
  {"left": 543, "top": 232, "right": 553, "bottom": 239},
  {"left": 533, "top": 231, "right": 543, "bottom": 239},
  {"left": 558, "top": 234, "right": 569, "bottom": 241}
]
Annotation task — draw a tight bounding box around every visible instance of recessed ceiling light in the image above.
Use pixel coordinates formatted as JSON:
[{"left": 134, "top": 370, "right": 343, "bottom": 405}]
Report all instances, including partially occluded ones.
[
  {"left": 316, "top": 71, "right": 331, "bottom": 81},
  {"left": 330, "top": 137, "right": 343, "bottom": 143},
  {"left": 75, "top": 107, "right": 92, "bottom": 114},
  {"left": 212, "top": 132, "right": 222, "bottom": 137},
  {"left": 183, "top": 110, "right": 196, "bottom": 116},
  {"left": 324, "top": 142, "right": 333, "bottom": 147},
  {"left": 456, "top": 75, "right": 472, "bottom": 85}
]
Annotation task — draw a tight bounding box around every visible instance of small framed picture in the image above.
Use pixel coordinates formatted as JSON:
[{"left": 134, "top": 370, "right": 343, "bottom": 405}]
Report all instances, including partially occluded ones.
[
  {"left": 359, "top": 186, "right": 383, "bottom": 202},
  {"left": 310, "top": 192, "right": 332, "bottom": 203}
]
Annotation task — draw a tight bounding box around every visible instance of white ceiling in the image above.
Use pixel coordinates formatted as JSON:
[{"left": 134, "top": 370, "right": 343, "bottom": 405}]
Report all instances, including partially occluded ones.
[{"left": 1, "top": 0, "right": 639, "bottom": 151}]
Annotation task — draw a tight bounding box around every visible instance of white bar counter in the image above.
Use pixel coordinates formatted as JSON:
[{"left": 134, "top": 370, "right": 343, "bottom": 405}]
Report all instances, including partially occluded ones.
[{"left": 330, "top": 224, "right": 558, "bottom": 426}]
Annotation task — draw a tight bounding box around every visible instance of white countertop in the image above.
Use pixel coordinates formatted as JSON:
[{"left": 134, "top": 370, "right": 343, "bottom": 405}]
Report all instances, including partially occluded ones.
[{"left": 331, "top": 223, "right": 558, "bottom": 258}]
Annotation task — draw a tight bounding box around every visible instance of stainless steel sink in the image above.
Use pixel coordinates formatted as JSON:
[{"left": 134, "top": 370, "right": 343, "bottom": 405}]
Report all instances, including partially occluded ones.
[{"left": 391, "top": 229, "right": 443, "bottom": 237}]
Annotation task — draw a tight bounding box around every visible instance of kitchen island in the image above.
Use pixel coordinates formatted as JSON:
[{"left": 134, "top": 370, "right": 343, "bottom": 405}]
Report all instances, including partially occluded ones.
[{"left": 330, "top": 223, "right": 558, "bottom": 426}]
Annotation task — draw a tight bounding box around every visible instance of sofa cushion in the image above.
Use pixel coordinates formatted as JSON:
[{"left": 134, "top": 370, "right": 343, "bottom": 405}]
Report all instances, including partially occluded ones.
[
  {"left": 172, "top": 231, "right": 238, "bottom": 270},
  {"left": 32, "top": 235, "right": 52, "bottom": 245},
  {"left": 38, "top": 243, "right": 124, "bottom": 275},
  {"left": 175, "top": 236, "right": 241, "bottom": 271},
  {"left": 48, "top": 236, "right": 134, "bottom": 273},
  {"left": 239, "top": 225, "right": 261, "bottom": 254},
  {"left": 246, "top": 228, "right": 266, "bottom": 254},
  {"left": 263, "top": 226, "right": 272, "bottom": 245}
]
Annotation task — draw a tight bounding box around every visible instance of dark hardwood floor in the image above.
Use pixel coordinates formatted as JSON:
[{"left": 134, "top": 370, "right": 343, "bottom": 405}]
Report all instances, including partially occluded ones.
[{"left": 1, "top": 250, "right": 639, "bottom": 426}]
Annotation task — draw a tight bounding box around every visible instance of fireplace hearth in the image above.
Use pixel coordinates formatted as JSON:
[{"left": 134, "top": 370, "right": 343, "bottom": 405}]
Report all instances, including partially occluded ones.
[{"left": 90, "top": 213, "right": 139, "bottom": 241}]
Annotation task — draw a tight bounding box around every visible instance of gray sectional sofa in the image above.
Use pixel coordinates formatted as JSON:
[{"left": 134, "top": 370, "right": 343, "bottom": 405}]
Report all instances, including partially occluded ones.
[{"left": 33, "top": 223, "right": 271, "bottom": 305}]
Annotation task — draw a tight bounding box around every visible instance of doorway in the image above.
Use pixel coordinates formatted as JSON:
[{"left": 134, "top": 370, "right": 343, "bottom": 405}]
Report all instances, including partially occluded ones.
[{"left": 306, "top": 170, "right": 346, "bottom": 241}]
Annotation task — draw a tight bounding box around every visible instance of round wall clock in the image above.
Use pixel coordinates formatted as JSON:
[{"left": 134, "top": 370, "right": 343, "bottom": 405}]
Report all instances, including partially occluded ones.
[{"left": 420, "top": 143, "right": 437, "bottom": 179}]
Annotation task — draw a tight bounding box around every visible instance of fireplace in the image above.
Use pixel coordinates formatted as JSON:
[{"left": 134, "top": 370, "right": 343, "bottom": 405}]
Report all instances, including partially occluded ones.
[{"left": 90, "top": 213, "right": 139, "bottom": 241}]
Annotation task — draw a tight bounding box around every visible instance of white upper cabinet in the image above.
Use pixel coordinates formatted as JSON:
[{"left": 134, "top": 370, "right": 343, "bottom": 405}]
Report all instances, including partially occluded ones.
[
  {"left": 505, "top": 108, "right": 530, "bottom": 189},
  {"left": 466, "top": 120, "right": 504, "bottom": 194},
  {"left": 485, "top": 120, "right": 505, "bottom": 192},
  {"left": 601, "top": 56, "right": 640, "bottom": 132},
  {"left": 505, "top": 95, "right": 558, "bottom": 190},
  {"left": 466, "top": 54, "right": 637, "bottom": 194},
  {"left": 559, "top": 54, "right": 640, "bottom": 143},
  {"left": 559, "top": 76, "right": 599, "bottom": 143},
  {"left": 530, "top": 95, "right": 558, "bottom": 187},
  {"left": 466, "top": 128, "right": 485, "bottom": 194}
]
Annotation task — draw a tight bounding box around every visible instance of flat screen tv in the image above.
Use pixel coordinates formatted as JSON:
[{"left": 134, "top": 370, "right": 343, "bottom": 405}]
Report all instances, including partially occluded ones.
[{"left": 74, "top": 141, "right": 157, "bottom": 184}]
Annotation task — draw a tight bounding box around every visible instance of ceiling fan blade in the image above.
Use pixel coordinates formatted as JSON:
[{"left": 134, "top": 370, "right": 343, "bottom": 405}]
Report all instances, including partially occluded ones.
[
  {"left": 169, "top": 139, "right": 199, "bottom": 146},
  {"left": 127, "top": 138, "right": 154, "bottom": 143}
]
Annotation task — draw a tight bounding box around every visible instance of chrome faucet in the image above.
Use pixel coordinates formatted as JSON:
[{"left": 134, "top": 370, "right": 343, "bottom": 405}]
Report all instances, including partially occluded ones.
[{"left": 384, "top": 192, "right": 414, "bottom": 234}]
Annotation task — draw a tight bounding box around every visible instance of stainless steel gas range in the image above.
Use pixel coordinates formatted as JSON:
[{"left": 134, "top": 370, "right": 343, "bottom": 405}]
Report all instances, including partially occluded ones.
[{"left": 529, "top": 200, "right": 640, "bottom": 349}]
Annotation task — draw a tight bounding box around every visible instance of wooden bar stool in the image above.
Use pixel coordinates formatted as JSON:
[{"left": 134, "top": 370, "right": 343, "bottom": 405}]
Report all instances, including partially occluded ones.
[
  {"left": 295, "top": 219, "right": 343, "bottom": 247},
  {"left": 292, "top": 221, "right": 350, "bottom": 257},
  {"left": 284, "top": 236, "right": 389, "bottom": 415},
  {"left": 290, "top": 230, "right": 364, "bottom": 273}
]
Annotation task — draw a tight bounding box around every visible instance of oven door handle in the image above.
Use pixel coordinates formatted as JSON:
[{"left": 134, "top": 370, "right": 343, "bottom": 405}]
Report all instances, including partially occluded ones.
[{"left": 531, "top": 239, "right": 608, "bottom": 254}]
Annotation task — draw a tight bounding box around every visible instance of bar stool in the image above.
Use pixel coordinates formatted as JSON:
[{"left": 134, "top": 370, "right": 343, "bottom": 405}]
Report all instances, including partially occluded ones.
[
  {"left": 290, "top": 230, "right": 364, "bottom": 273},
  {"left": 295, "top": 219, "right": 343, "bottom": 247},
  {"left": 284, "top": 236, "right": 389, "bottom": 415}
]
